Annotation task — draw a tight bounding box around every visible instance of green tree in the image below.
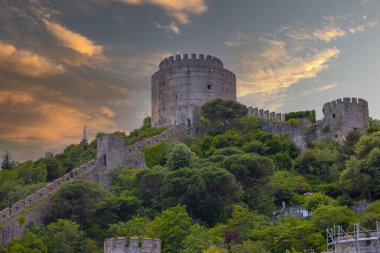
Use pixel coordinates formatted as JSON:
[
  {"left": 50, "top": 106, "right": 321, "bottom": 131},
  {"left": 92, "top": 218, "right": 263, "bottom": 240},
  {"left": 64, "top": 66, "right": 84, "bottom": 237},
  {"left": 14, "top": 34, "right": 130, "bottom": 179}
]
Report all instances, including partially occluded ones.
[
  {"left": 1, "top": 150, "right": 16, "bottom": 170},
  {"left": 359, "top": 200, "right": 380, "bottom": 229},
  {"left": 144, "top": 142, "right": 167, "bottom": 168},
  {"left": 203, "top": 245, "right": 228, "bottom": 253},
  {"left": 161, "top": 167, "right": 243, "bottom": 225},
  {"left": 340, "top": 132, "right": 380, "bottom": 200},
  {"left": 38, "top": 153, "right": 65, "bottom": 181},
  {"left": 226, "top": 205, "right": 269, "bottom": 240},
  {"left": 2, "top": 232, "right": 47, "bottom": 253},
  {"left": 295, "top": 148, "right": 340, "bottom": 178},
  {"left": 46, "top": 181, "right": 107, "bottom": 228},
  {"left": 311, "top": 205, "right": 355, "bottom": 232},
  {"left": 147, "top": 205, "right": 192, "bottom": 253},
  {"left": 166, "top": 143, "right": 196, "bottom": 170},
  {"left": 42, "top": 219, "right": 96, "bottom": 253},
  {"left": 181, "top": 224, "right": 213, "bottom": 253},
  {"left": 201, "top": 98, "right": 248, "bottom": 134},
  {"left": 16, "top": 161, "right": 47, "bottom": 184},
  {"left": 107, "top": 216, "right": 151, "bottom": 238},
  {"left": 223, "top": 153, "right": 275, "bottom": 192},
  {"left": 230, "top": 240, "right": 269, "bottom": 253},
  {"left": 270, "top": 171, "right": 309, "bottom": 203},
  {"left": 304, "top": 193, "right": 335, "bottom": 211}
]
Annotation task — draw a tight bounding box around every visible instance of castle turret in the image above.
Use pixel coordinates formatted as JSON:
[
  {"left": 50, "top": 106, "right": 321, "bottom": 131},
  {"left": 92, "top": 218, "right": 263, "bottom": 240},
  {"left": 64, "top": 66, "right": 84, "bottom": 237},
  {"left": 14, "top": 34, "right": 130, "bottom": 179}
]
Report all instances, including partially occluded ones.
[
  {"left": 322, "top": 97, "right": 369, "bottom": 142},
  {"left": 151, "top": 53, "right": 236, "bottom": 134}
]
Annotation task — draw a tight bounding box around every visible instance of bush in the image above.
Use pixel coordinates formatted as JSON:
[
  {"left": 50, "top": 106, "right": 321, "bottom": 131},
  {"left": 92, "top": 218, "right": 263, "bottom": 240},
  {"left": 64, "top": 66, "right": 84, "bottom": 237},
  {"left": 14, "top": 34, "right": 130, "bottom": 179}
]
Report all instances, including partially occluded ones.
[{"left": 144, "top": 143, "right": 167, "bottom": 168}]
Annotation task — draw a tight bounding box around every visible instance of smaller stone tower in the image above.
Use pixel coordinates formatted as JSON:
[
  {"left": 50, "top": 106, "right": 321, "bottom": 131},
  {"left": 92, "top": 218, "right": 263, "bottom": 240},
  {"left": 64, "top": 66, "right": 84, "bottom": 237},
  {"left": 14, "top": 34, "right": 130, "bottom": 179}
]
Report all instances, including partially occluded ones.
[{"left": 322, "top": 97, "right": 369, "bottom": 142}]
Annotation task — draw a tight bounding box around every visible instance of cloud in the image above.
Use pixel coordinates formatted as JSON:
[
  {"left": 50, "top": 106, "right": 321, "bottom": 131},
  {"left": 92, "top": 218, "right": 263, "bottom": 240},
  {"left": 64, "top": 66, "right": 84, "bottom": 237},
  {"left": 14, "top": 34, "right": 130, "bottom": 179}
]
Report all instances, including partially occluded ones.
[
  {"left": 225, "top": 32, "right": 253, "bottom": 47},
  {"left": 230, "top": 36, "right": 340, "bottom": 96},
  {"left": 301, "top": 83, "right": 338, "bottom": 96},
  {"left": 0, "top": 41, "right": 64, "bottom": 77},
  {"left": 154, "top": 22, "right": 180, "bottom": 35},
  {"left": 349, "top": 25, "right": 366, "bottom": 34},
  {"left": 0, "top": 90, "right": 117, "bottom": 145},
  {"left": 44, "top": 20, "right": 103, "bottom": 56},
  {"left": 312, "top": 26, "right": 346, "bottom": 42},
  {"left": 118, "top": 0, "right": 207, "bottom": 24}
]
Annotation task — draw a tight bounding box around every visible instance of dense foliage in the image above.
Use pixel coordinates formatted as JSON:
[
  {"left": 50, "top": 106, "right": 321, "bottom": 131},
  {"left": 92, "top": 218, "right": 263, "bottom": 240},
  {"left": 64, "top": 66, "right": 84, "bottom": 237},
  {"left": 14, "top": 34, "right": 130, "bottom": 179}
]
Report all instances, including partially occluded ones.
[
  {"left": 285, "top": 110, "right": 316, "bottom": 123},
  {"left": 2, "top": 99, "right": 380, "bottom": 253}
]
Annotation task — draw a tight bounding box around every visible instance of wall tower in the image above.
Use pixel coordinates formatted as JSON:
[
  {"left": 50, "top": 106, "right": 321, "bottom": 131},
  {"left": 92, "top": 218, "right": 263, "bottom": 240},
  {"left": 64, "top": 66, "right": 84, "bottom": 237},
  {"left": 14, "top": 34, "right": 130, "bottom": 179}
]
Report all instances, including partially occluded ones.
[
  {"left": 151, "top": 53, "right": 236, "bottom": 133},
  {"left": 322, "top": 97, "right": 369, "bottom": 142}
]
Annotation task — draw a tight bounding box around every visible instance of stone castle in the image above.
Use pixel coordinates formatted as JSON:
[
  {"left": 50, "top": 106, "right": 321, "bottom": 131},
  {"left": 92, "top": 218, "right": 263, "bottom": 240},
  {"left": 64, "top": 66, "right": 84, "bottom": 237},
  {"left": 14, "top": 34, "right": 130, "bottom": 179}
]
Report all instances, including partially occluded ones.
[
  {"left": 0, "top": 54, "right": 371, "bottom": 252},
  {"left": 151, "top": 53, "right": 370, "bottom": 148}
]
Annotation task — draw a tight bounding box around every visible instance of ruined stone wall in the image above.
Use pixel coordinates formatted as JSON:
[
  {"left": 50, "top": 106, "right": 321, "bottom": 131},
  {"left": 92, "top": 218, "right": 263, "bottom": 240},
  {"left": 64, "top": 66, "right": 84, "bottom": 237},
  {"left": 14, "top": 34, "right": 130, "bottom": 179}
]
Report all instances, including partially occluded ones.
[
  {"left": 151, "top": 54, "right": 236, "bottom": 131},
  {"left": 104, "top": 237, "right": 161, "bottom": 253}
]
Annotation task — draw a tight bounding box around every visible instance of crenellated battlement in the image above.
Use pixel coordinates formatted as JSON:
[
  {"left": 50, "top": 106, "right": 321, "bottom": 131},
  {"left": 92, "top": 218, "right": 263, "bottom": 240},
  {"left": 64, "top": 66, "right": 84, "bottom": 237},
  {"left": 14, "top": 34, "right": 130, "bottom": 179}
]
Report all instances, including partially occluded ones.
[
  {"left": 0, "top": 160, "right": 97, "bottom": 224},
  {"left": 323, "top": 97, "right": 368, "bottom": 109},
  {"left": 248, "top": 106, "right": 286, "bottom": 121},
  {"left": 104, "top": 237, "right": 161, "bottom": 253},
  {"left": 159, "top": 53, "right": 224, "bottom": 69}
]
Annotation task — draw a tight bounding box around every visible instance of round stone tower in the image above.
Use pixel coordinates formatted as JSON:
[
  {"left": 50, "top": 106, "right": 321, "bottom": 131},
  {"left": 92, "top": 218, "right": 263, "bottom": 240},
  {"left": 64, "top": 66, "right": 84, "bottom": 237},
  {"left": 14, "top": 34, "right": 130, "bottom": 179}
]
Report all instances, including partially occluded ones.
[
  {"left": 322, "top": 97, "right": 369, "bottom": 142},
  {"left": 151, "top": 53, "right": 236, "bottom": 132}
]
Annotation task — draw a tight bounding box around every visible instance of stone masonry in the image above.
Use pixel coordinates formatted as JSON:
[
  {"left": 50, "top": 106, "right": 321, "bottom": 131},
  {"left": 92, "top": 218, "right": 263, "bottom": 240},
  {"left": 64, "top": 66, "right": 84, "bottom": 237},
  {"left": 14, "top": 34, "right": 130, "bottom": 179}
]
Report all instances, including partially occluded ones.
[
  {"left": 104, "top": 237, "right": 161, "bottom": 253},
  {"left": 248, "top": 97, "right": 369, "bottom": 149},
  {"left": 151, "top": 53, "right": 236, "bottom": 135},
  {"left": 0, "top": 124, "right": 186, "bottom": 245}
]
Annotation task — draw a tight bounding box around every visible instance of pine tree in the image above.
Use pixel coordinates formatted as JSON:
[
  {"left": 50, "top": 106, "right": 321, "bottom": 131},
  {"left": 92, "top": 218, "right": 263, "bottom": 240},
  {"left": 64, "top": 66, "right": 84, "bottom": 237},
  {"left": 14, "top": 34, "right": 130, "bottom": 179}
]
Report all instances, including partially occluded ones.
[
  {"left": 80, "top": 124, "right": 88, "bottom": 147},
  {"left": 1, "top": 150, "right": 15, "bottom": 170}
]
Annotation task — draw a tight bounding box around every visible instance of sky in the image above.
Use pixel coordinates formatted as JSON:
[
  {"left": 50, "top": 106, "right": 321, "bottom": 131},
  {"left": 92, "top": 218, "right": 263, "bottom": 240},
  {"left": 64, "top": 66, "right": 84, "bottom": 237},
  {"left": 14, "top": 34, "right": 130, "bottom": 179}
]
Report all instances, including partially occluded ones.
[{"left": 1, "top": 0, "right": 380, "bottom": 161}]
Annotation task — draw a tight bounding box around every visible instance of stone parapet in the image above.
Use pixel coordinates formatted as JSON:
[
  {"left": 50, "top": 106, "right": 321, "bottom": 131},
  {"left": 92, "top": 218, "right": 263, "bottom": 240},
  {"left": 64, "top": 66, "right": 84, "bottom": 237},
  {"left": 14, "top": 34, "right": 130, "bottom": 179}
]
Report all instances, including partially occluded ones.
[{"left": 104, "top": 237, "right": 161, "bottom": 253}]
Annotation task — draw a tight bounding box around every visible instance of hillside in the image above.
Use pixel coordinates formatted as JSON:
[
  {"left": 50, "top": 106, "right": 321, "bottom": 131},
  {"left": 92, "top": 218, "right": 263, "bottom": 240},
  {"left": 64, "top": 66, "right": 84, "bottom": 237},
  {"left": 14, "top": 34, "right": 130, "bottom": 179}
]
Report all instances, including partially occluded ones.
[{"left": 1, "top": 99, "right": 380, "bottom": 253}]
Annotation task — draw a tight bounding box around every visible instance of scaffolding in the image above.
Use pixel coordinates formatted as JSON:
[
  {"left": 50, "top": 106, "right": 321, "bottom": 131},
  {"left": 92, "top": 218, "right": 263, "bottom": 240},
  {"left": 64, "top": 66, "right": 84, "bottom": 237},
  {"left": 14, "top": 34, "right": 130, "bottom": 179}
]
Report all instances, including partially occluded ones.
[{"left": 325, "top": 223, "right": 380, "bottom": 253}]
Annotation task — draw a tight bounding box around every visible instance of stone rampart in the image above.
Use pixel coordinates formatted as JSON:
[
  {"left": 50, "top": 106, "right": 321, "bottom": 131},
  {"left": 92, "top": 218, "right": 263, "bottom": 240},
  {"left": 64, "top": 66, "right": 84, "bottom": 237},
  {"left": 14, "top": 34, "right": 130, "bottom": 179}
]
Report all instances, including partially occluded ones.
[
  {"left": 104, "top": 237, "right": 161, "bottom": 253},
  {"left": 249, "top": 97, "right": 369, "bottom": 149},
  {"left": 248, "top": 107, "right": 286, "bottom": 121},
  {"left": 0, "top": 160, "right": 97, "bottom": 244}
]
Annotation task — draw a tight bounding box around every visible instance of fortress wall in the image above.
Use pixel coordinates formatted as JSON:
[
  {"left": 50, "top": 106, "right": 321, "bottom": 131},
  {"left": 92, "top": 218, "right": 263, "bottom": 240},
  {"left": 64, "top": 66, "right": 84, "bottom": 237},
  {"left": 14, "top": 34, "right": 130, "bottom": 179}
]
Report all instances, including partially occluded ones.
[
  {"left": 152, "top": 54, "right": 236, "bottom": 128},
  {"left": 104, "top": 237, "right": 161, "bottom": 253},
  {"left": 248, "top": 107, "right": 286, "bottom": 121},
  {"left": 0, "top": 160, "right": 97, "bottom": 244},
  {"left": 259, "top": 120, "right": 311, "bottom": 149}
]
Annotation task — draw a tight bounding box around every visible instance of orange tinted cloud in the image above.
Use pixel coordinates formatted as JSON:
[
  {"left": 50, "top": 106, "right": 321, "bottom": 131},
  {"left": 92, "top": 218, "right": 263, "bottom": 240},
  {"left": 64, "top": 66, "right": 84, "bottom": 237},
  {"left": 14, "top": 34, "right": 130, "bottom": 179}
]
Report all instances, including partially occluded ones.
[
  {"left": 313, "top": 26, "right": 346, "bottom": 42},
  {"left": 0, "top": 90, "right": 117, "bottom": 145},
  {"left": 0, "top": 41, "right": 64, "bottom": 77},
  {"left": 232, "top": 38, "right": 340, "bottom": 96},
  {"left": 44, "top": 20, "right": 103, "bottom": 56},
  {"left": 120, "top": 0, "right": 207, "bottom": 24}
]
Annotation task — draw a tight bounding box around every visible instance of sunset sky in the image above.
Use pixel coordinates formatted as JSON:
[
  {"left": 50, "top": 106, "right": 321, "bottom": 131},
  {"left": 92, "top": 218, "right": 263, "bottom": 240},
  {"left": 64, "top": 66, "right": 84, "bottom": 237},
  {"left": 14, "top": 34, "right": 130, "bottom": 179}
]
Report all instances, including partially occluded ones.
[{"left": 1, "top": 0, "right": 380, "bottom": 161}]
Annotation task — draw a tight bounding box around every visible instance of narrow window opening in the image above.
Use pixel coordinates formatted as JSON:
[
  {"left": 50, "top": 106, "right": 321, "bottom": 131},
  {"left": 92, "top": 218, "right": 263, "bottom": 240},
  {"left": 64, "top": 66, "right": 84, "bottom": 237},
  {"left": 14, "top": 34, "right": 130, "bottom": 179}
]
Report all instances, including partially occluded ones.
[
  {"left": 175, "top": 94, "right": 177, "bottom": 99},
  {"left": 207, "top": 84, "right": 211, "bottom": 89},
  {"left": 334, "top": 135, "right": 338, "bottom": 139},
  {"left": 187, "top": 119, "right": 191, "bottom": 127},
  {"left": 354, "top": 127, "right": 358, "bottom": 130},
  {"left": 103, "top": 154, "right": 107, "bottom": 166},
  {"left": 332, "top": 113, "right": 336, "bottom": 118}
]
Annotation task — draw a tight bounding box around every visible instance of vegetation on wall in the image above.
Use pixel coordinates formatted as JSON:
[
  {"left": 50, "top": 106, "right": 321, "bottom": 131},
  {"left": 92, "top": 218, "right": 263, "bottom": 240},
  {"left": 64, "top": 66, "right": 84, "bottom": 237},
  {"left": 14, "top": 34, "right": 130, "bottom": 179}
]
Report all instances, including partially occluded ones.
[{"left": 285, "top": 110, "right": 316, "bottom": 123}]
